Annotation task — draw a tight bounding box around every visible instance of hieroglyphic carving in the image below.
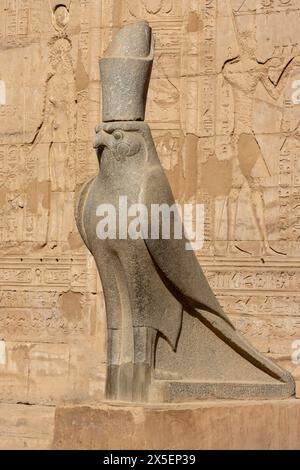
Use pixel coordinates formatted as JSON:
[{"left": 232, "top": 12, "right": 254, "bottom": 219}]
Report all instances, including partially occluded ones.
[
  {"left": 0, "top": 256, "right": 96, "bottom": 345},
  {"left": 124, "top": 0, "right": 179, "bottom": 19},
  {"left": 216, "top": 10, "right": 298, "bottom": 256},
  {"left": 30, "top": 27, "right": 77, "bottom": 245},
  {"left": 0, "top": 0, "right": 32, "bottom": 47},
  {"left": 1, "top": 0, "right": 300, "bottom": 406},
  {"left": 205, "top": 267, "right": 298, "bottom": 291},
  {"left": 0, "top": 1, "right": 104, "bottom": 405}
]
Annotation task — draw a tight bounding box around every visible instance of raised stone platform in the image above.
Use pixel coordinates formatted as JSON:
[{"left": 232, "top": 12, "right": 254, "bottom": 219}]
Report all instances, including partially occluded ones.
[
  {"left": 0, "top": 404, "right": 55, "bottom": 450},
  {"left": 53, "top": 399, "right": 300, "bottom": 450}
]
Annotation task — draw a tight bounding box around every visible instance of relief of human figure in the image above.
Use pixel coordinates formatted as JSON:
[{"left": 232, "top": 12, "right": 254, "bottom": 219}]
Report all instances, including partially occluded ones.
[
  {"left": 30, "top": 35, "right": 76, "bottom": 247},
  {"left": 222, "top": 28, "right": 298, "bottom": 255}
]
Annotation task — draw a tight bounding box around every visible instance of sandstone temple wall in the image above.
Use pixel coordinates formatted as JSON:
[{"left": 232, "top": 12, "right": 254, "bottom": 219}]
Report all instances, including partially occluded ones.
[{"left": 0, "top": 0, "right": 300, "bottom": 406}]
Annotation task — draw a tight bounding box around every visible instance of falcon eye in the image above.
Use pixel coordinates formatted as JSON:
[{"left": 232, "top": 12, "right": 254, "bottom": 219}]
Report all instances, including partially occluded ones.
[{"left": 113, "top": 130, "right": 123, "bottom": 140}]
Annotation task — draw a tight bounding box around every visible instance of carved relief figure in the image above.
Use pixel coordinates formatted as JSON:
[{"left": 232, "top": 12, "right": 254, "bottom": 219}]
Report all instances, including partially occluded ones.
[
  {"left": 30, "top": 3, "right": 76, "bottom": 246},
  {"left": 126, "top": 0, "right": 173, "bottom": 17},
  {"left": 223, "top": 25, "right": 296, "bottom": 255}
]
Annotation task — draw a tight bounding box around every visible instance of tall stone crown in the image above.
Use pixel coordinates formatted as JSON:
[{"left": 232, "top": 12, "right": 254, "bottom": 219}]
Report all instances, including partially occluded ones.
[{"left": 100, "top": 21, "right": 154, "bottom": 122}]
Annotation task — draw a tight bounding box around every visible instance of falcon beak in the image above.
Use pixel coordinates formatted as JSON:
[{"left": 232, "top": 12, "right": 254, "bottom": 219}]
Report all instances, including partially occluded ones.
[{"left": 94, "top": 129, "right": 116, "bottom": 151}]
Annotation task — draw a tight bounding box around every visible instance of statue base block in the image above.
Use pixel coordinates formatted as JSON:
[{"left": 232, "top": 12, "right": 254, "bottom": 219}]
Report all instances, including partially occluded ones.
[{"left": 53, "top": 399, "right": 300, "bottom": 450}]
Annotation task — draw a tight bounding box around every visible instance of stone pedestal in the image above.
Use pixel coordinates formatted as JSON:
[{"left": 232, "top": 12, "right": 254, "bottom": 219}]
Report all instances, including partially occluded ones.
[{"left": 53, "top": 399, "right": 300, "bottom": 450}]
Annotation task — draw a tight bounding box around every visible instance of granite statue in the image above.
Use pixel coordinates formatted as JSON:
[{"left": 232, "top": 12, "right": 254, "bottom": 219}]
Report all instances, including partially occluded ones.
[{"left": 75, "top": 21, "right": 295, "bottom": 402}]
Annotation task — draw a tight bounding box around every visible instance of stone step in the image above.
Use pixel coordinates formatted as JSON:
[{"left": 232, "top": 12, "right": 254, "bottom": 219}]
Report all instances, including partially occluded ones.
[
  {"left": 0, "top": 403, "right": 55, "bottom": 450},
  {"left": 53, "top": 399, "right": 300, "bottom": 450}
]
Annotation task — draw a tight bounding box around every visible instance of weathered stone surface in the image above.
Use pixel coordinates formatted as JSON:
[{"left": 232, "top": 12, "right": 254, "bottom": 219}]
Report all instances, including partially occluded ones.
[
  {"left": 0, "top": 0, "right": 299, "bottom": 417},
  {"left": 100, "top": 21, "right": 154, "bottom": 122},
  {"left": 53, "top": 400, "right": 300, "bottom": 450},
  {"left": 76, "top": 21, "right": 294, "bottom": 402},
  {"left": 296, "top": 381, "right": 300, "bottom": 399},
  {"left": 0, "top": 404, "right": 54, "bottom": 450},
  {"left": 0, "top": 0, "right": 106, "bottom": 408}
]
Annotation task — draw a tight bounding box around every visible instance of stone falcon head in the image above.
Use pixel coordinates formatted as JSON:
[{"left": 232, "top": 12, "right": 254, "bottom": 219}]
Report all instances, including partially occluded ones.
[{"left": 94, "top": 122, "right": 155, "bottom": 164}]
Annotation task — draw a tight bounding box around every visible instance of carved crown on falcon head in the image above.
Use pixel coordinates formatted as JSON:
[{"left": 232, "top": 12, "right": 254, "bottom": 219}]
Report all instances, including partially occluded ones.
[{"left": 99, "top": 21, "right": 154, "bottom": 123}]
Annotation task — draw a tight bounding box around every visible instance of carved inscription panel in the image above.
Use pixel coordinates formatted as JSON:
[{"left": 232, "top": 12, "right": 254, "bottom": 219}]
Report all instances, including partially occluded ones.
[{"left": 1, "top": 0, "right": 300, "bottom": 404}]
